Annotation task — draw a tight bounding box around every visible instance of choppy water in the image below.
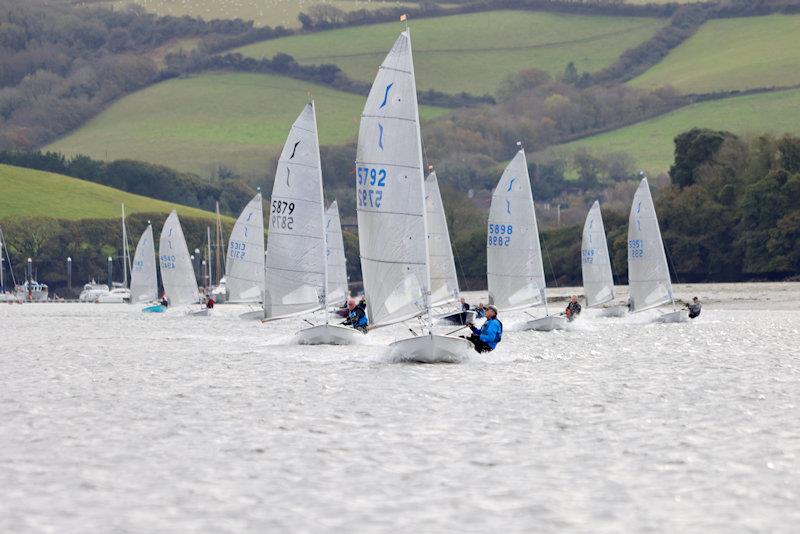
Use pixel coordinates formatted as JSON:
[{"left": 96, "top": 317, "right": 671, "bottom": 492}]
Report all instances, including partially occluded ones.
[{"left": 1, "top": 285, "right": 799, "bottom": 533}]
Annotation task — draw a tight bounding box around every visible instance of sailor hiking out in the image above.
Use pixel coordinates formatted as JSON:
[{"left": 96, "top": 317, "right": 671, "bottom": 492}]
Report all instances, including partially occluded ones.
[
  {"left": 463, "top": 304, "right": 503, "bottom": 353},
  {"left": 565, "top": 295, "right": 581, "bottom": 321},
  {"left": 687, "top": 297, "right": 702, "bottom": 319},
  {"left": 342, "top": 298, "right": 368, "bottom": 332}
]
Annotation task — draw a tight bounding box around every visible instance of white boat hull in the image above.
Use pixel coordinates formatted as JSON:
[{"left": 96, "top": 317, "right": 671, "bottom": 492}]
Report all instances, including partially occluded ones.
[
  {"left": 389, "top": 334, "right": 472, "bottom": 363},
  {"left": 657, "top": 309, "right": 690, "bottom": 323},
  {"left": 523, "top": 315, "right": 567, "bottom": 332},
  {"left": 296, "top": 324, "right": 361, "bottom": 345},
  {"left": 239, "top": 309, "right": 264, "bottom": 320},
  {"left": 599, "top": 305, "right": 628, "bottom": 318}
]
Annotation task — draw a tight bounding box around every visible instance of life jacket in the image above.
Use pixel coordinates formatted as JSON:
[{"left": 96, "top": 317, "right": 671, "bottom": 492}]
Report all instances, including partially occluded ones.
[
  {"left": 495, "top": 320, "right": 503, "bottom": 342},
  {"left": 350, "top": 308, "right": 368, "bottom": 328}
]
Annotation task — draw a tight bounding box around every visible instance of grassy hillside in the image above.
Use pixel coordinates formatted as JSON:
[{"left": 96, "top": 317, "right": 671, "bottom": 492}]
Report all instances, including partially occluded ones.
[
  {"left": 538, "top": 88, "right": 800, "bottom": 173},
  {"left": 630, "top": 14, "right": 800, "bottom": 94},
  {"left": 235, "top": 10, "right": 665, "bottom": 94},
  {"left": 0, "top": 164, "right": 225, "bottom": 221},
  {"left": 101, "top": 0, "right": 418, "bottom": 29},
  {"left": 46, "top": 71, "right": 447, "bottom": 178}
]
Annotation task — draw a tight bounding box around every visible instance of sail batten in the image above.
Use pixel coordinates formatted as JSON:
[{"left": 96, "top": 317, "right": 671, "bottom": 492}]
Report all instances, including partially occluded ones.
[
  {"left": 487, "top": 150, "right": 547, "bottom": 311},
  {"left": 159, "top": 211, "right": 199, "bottom": 307},
  {"left": 263, "top": 102, "right": 327, "bottom": 319},
  {"left": 226, "top": 193, "right": 265, "bottom": 303},
  {"left": 129, "top": 224, "right": 157, "bottom": 304},
  {"left": 627, "top": 178, "right": 673, "bottom": 313},
  {"left": 581, "top": 200, "right": 615, "bottom": 308}
]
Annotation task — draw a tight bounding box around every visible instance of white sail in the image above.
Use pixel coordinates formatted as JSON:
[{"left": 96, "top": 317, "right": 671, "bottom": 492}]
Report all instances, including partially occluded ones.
[
  {"left": 226, "top": 193, "right": 265, "bottom": 302},
  {"left": 628, "top": 177, "right": 673, "bottom": 312},
  {"left": 581, "top": 200, "right": 615, "bottom": 307},
  {"left": 425, "top": 171, "right": 459, "bottom": 307},
  {"left": 159, "top": 210, "right": 199, "bottom": 307},
  {"left": 356, "top": 30, "right": 429, "bottom": 327},
  {"left": 129, "top": 224, "right": 158, "bottom": 304},
  {"left": 325, "top": 201, "right": 349, "bottom": 307},
  {"left": 487, "top": 150, "right": 546, "bottom": 311},
  {"left": 263, "top": 103, "right": 326, "bottom": 319}
]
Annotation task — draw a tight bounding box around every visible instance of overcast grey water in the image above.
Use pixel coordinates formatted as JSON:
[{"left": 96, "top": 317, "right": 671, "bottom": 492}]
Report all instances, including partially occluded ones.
[{"left": 1, "top": 283, "right": 799, "bottom": 533}]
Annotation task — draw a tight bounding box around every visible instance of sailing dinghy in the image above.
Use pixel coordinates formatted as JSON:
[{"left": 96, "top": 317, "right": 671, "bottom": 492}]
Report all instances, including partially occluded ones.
[
  {"left": 487, "top": 149, "right": 566, "bottom": 331},
  {"left": 226, "top": 192, "right": 265, "bottom": 304},
  {"left": 130, "top": 223, "right": 160, "bottom": 310},
  {"left": 356, "top": 29, "right": 471, "bottom": 362},
  {"left": 325, "top": 200, "right": 349, "bottom": 308},
  {"left": 159, "top": 210, "right": 204, "bottom": 315},
  {"left": 627, "top": 177, "right": 688, "bottom": 323},
  {"left": 425, "top": 171, "right": 475, "bottom": 325},
  {"left": 262, "top": 102, "right": 358, "bottom": 345},
  {"left": 581, "top": 201, "right": 626, "bottom": 317}
]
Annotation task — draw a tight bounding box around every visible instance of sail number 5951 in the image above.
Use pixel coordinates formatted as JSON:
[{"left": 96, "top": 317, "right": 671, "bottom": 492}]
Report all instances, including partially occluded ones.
[{"left": 357, "top": 166, "right": 386, "bottom": 209}]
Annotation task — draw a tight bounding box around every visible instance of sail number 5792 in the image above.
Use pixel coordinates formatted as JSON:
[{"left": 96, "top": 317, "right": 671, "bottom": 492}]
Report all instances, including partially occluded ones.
[{"left": 357, "top": 166, "right": 386, "bottom": 209}]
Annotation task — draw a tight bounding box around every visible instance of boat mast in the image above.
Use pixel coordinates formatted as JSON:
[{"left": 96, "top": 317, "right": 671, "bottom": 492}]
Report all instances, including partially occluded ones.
[
  {"left": 206, "top": 226, "right": 212, "bottom": 291},
  {"left": 310, "top": 101, "right": 329, "bottom": 324},
  {"left": 0, "top": 227, "right": 4, "bottom": 290},
  {"left": 407, "top": 28, "right": 434, "bottom": 330}
]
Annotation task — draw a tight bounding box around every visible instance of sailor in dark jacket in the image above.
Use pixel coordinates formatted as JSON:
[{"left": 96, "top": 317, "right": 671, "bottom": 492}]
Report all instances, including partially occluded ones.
[
  {"left": 565, "top": 295, "right": 581, "bottom": 321},
  {"left": 687, "top": 297, "right": 702, "bottom": 319}
]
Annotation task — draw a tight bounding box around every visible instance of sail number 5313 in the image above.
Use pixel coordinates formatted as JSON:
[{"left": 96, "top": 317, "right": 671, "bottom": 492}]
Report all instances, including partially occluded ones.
[{"left": 357, "top": 166, "right": 386, "bottom": 209}]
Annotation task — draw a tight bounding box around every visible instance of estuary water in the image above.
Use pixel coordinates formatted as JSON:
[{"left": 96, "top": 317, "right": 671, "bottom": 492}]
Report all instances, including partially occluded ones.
[{"left": 1, "top": 283, "right": 798, "bottom": 533}]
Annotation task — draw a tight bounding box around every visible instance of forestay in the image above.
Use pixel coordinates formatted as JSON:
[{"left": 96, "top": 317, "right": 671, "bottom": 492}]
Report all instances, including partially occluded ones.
[
  {"left": 356, "top": 30, "right": 429, "bottom": 327},
  {"left": 226, "top": 193, "right": 265, "bottom": 302},
  {"left": 159, "top": 211, "right": 199, "bottom": 307},
  {"left": 263, "top": 103, "right": 326, "bottom": 320},
  {"left": 628, "top": 177, "right": 673, "bottom": 312},
  {"left": 129, "top": 224, "right": 158, "bottom": 304},
  {"left": 425, "top": 172, "right": 459, "bottom": 307},
  {"left": 581, "top": 200, "right": 615, "bottom": 307},
  {"left": 325, "top": 201, "right": 349, "bottom": 307},
  {"left": 487, "top": 150, "right": 546, "bottom": 311}
]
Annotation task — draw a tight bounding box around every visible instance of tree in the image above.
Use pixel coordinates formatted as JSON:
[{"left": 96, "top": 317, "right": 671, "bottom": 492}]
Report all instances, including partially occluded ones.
[
  {"left": 562, "top": 61, "right": 579, "bottom": 85},
  {"left": 669, "top": 128, "right": 735, "bottom": 189}
]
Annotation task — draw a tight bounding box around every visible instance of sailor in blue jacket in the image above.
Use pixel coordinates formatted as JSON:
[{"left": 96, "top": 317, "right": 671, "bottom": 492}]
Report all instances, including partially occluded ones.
[
  {"left": 341, "top": 298, "right": 368, "bottom": 332},
  {"left": 465, "top": 304, "right": 502, "bottom": 353}
]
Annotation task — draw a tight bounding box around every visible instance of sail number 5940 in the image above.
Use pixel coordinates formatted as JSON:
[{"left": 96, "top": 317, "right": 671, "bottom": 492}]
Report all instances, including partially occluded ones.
[{"left": 357, "top": 166, "right": 386, "bottom": 209}]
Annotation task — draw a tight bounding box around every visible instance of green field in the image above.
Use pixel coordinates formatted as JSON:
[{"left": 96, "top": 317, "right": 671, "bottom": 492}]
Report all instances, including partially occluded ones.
[
  {"left": 99, "top": 0, "right": 418, "bottom": 29},
  {"left": 537, "top": 88, "right": 800, "bottom": 173},
  {"left": 46, "top": 72, "right": 447, "bottom": 178},
  {"left": 235, "top": 10, "right": 665, "bottom": 94},
  {"left": 0, "top": 164, "right": 226, "bottom": 221},
  {"left": 630, "top": 14, "right": 800, "bottom": 94}
]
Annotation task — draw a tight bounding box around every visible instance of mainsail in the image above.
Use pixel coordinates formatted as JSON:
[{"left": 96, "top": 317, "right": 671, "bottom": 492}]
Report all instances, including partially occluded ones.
[
  {"left": 487, "top": 150, "right": 546, "bottom": 312},
  {"left": 628, "top": 177, "right": 673, "bottom": 312},
  {"left": 356, "top": 30, "right": 430, "bottom": 327},
  {"left": 581, "top": 200, "right": 615, "bottom": 307},
  {"left": 425, "top": 171, "right": 459, "bottom": 307},
  {"left": 263, "top": 102, "right": 326, "bottom": 320},
  {"left": 325, "top": 201, "right": 348, "bottom": 307},
  {"left": 129, "top": 224, "right": 158, "bottom": 303},
  {"left": 225, "top": 192, "right": 265, "bottom": 302},
  {"left": 159, "top": 210, "right": 199, "bottom": 307}
]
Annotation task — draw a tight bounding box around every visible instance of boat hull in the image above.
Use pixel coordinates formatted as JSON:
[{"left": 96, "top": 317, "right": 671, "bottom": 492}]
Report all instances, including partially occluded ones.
[
  {"left": 657, "top": 309, "right": 690, "bottom": 323},
  {"left": 436, "top": 310, "right": 477, "bottom": 325},
  {"left": 142, "top": 304, "right": 166, "bottom": 313},
  {"left": 523, "top": 315, "right": 567, "bottom": 332},
  {"left": 389, "top": 334, "right": 472, "bottom": 363},
  {"left": 296, "top": 324, "right": 360, "bottom": 345},
  {"left": 240, "top": 309, "right": 264, "bottom": 320}
]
